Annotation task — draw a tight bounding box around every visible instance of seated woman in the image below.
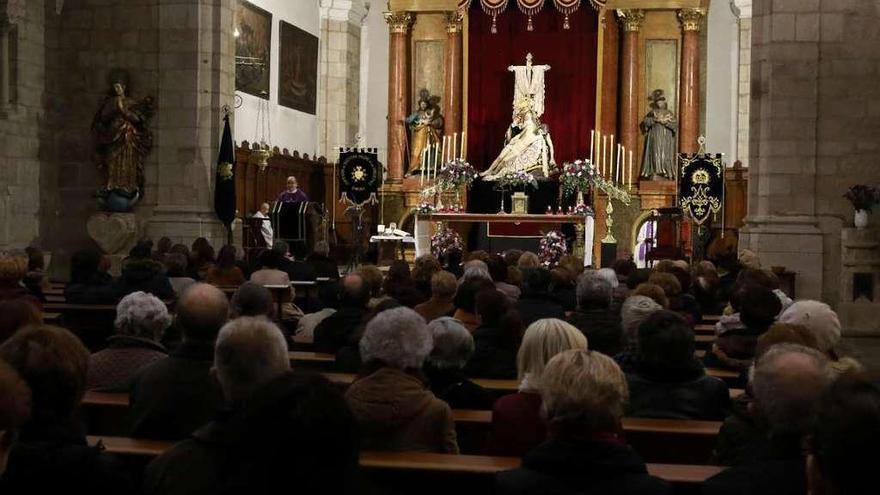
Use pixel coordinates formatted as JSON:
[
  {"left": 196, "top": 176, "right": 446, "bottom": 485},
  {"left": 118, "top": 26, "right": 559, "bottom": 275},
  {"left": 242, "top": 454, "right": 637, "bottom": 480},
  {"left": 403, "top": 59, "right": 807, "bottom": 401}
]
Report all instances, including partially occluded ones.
[
  {"left": 496, "top": 349, "right": 668, "bottom": 495},
  {"left": 489, "top": 318, "right": 587, "bottom": 457},
  {"left": 482, "top": 98, "right": 555, "bottom": 180},
  {"left": 204, "top": 245, "right": 245, "bottom": 287},
  {"left": 464, "top": 289, "right": 522, "bottom": 379},
  {"left": 87, "top": 291, "right": 170, "bottom": 392},
  {"left": 344, "top": 307, "right": 459, "bottom": 453},
  {"left": 705, "top": 284, "right": 781, "bottom": 372},
  {"left": 64, "top": 249, "right": 116, "bottom": 304},
  {"left": 423, "top": 317, "right": 493, "bottom": 410},
  {"left": 627, "top": 310, "right": 730, "bottom": 421},
  {"left": 0, "top": 254, "right": 42, "bottom": 311}
]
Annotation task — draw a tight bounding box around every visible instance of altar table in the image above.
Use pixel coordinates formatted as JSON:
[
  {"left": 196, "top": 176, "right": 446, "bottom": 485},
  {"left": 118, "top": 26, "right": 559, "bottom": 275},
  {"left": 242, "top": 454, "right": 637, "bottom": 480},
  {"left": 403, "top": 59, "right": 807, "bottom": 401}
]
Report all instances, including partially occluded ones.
[{"left": 415, "top": 213, "right": 595, "bottom": 267}]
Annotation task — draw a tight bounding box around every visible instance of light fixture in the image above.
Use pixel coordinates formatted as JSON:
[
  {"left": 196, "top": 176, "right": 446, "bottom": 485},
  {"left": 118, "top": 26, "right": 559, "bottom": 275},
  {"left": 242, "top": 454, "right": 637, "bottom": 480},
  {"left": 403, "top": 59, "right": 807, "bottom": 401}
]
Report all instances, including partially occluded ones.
[{"left": 250, "top": 95, "right": 273, "bottom": 172}]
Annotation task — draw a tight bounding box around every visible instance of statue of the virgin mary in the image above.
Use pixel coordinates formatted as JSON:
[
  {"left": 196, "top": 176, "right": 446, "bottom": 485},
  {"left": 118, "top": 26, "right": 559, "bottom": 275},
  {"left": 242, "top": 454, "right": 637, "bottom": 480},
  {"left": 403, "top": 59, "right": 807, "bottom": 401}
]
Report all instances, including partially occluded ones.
[{"left": 481, "top": 96, "right": 556, "bottom": 180}]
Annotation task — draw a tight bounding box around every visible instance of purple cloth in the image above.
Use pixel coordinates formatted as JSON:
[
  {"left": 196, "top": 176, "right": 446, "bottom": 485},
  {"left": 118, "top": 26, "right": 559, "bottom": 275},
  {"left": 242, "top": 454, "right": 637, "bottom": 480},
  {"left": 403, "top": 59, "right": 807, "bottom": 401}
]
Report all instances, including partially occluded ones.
[{"left": 276, "top": 188, "right": 308, "bottom": 203}]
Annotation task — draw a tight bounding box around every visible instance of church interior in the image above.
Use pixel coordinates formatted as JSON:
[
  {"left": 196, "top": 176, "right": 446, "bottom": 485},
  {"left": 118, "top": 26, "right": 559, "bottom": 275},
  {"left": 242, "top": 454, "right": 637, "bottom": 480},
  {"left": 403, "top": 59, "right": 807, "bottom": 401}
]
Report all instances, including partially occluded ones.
[{"left": 0, "top": 0, "right": 880, "bottom": 492}]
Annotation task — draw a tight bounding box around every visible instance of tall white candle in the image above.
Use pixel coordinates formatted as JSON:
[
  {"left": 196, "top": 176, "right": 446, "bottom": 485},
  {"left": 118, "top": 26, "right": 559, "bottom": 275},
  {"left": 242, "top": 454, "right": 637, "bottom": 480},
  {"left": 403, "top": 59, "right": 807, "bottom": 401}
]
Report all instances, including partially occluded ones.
[
  {"left": 629, "top": 150, "right": 633, "bottom": 187},
  {"left": 589, "top": 130, "right": 595, "bottom": 164},
  {"left": 601, "top": 136, "right": 607, "bottom": 178},
  {"left": 420, "top": 149, "right": 426, "bottom": 187},
  {"left": 617, "top": 144, "right": 622, "bottom": 184},
  {"left": 461, "top": 131, "right": 467, "bottom": 160},
  {"left": 452, "top": 133, "right": 457, "bottom": 162}
]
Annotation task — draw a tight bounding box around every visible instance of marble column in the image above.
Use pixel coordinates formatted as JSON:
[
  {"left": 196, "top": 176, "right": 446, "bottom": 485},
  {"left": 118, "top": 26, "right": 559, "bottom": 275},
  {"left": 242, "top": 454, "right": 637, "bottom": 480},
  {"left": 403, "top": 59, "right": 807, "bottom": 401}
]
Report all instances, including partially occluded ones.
[
  {"left": 384, "top": 11, "right": 413, "bottom": 183},
  {"left": 443, "top": 10, "right": 463, "bottom": 138},
  {"left": 678, "top": 8, "right": 704, "bottom": 154},
  {"left": 616, "top": 10, "right": 644, "bottom": 168}
]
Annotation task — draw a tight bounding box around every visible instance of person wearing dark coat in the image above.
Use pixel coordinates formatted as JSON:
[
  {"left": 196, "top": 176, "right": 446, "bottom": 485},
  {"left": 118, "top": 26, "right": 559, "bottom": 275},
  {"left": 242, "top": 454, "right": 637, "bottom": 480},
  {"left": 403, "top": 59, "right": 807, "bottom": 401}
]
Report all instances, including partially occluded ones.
[
  {"left": 517, "top": 268, "right": 566, "bottom": 328},
  {"left": 306, "top": 241, "right": 340, "bottom": 280},
  {"left": 273, "top": 240, "right": 317, "bottom": 282},
  {"left": 625, "top": 311, "right": 730, "bottom": 421},
  {"left": 702, "top": 343, "right": 832, "bottom": 495},
  {"left": 423, "top": 317, "right": 493, "bottom": 410},
  {"left": 129, "top": 284, "right": 228, "bottom": 440},
  {"left": 64, "top": 250, "right": 116, "bottom": 305},
  {"left": 313, "top": 274, "right": 370, "bottom": 355},
  {"left": 567, "top": 271, "right": 623, "bottom": 356},
  {"left": 464, "top": 289, "right": 521, "bottom": 380},
  {"left": 496, "top": 349, "right": 669, "bottom": 495},
  {"left": 114, "top": 243, "right": 175, "bottom": 301},
  {"left": 0, "top": 326, "right": 132, "bottom": 493}
]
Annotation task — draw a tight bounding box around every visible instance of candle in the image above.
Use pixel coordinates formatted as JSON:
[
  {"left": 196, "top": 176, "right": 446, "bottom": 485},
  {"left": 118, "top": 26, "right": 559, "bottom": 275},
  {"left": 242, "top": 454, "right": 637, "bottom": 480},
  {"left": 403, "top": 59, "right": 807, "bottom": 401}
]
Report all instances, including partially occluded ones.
[
  {"left": 420, "top": 149, "right": 426, "bottom": 187},
  {"left": 452, "top": 133, "right": 457, "bottom": 162},
  {"left": 461, "top": 131, "right": 466, "bottom": 160},
  {"left": 601, "top": 136, "right": 607, "bottom": 178},
  {"left": 589, "top": 130, "right": 595, "bottom": 164},
  {"left": 617, "top": 144, "right": 622, "bottom": 184},
  {"left": 434, "top": 142, "right": 440, "bottom": 175},
  {"left": 629, "top": 150, "right": 633, "bottom": 187}
]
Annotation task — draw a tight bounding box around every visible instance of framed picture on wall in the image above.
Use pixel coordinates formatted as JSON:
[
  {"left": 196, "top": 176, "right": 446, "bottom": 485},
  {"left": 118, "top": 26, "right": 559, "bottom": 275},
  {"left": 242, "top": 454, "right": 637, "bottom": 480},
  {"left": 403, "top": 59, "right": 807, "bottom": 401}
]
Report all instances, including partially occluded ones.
[
  {"left": 278, "top": 20, "right": 318, "bottom": 115},
  {"left": 235, "top": 1, "right": 272, "bottom": 99}
]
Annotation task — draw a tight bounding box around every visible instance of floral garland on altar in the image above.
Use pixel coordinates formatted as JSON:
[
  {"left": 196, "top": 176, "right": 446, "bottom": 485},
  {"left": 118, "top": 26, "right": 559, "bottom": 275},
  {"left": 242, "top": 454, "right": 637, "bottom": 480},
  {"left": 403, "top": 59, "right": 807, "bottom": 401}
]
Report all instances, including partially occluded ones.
[
  {"left": 498, "top": 170, "right": 539, "bottom": 190},
  {"left": 431, "top": 228, "right": 463, "bottom": 259},
  {"left": 559, "top": 159, "right": 596, "bottom": 197},
  {"left": 539, "top": 230, "right": 568, "bottom": 267},
  {"left": 437, "top": 159, "right": 478, "bottom": 192}
]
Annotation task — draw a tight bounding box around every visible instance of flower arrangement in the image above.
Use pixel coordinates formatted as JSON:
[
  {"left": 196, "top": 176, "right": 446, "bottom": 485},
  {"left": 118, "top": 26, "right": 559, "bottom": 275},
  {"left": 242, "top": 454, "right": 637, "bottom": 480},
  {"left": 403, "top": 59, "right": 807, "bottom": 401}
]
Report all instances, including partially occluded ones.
[
  {"left": 844, "top": 185, "right": 879, "bottom": 212},
  {"left": 498, "top": 170, "right": 539, "bottom": 190},
  {"left": 570, "top": 203, "right": 593, "bottom": 216},
  {"left": 539, "top": 230, "right": 568, "bottom": 268},
  {"left": 437, "top": 158, "right": 478, "bottom": 192},
  {"left": 560, "top": 159, "right": 596, "bottom": 197},
  {"left": 414, "top": 202, "right": 435, "bottom": 215},
  {"left": 431, "top": 227, "right": 463, "bottom": 259}
]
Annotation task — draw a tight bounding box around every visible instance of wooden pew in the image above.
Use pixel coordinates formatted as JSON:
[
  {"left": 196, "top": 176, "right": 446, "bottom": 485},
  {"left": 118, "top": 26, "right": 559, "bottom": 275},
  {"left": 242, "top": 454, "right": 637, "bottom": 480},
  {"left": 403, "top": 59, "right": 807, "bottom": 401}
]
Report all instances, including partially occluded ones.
[
  {"left": 701, "top": 314, "right": 722, "bottom": 324},
  {"left": 694, "top": 324, "right": 715, "bottom": 335},
  {"left": 43, "top": 303, "right": 119, "bottom": 350},
  {"left": 87, "top": 435, "right": 724, "bottom": 493}
]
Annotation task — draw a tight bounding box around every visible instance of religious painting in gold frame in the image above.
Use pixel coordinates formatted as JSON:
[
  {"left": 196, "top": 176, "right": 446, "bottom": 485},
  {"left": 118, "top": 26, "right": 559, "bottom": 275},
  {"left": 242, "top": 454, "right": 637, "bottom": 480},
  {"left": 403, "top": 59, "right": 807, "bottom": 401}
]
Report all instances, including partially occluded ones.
[
  {"left": 279, "top": 21, "right": 319, "bottom": 114},
  {"left": 235, "top": 1, "right": 272, "bottom": 99}
]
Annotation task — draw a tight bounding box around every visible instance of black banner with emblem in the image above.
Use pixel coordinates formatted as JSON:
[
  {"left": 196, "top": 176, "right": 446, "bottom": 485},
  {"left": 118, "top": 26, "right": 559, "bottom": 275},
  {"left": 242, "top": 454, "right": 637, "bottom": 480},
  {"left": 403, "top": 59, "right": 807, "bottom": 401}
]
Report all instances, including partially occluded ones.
[
  {"left": 214, "top": 114, "right": 236, "bottom": 229},
  {"left": 338, "top": 148, "right": 380, "bottom": 207},
  {"left": 678, "top": 152, "right": 724, "bottom": 226}
]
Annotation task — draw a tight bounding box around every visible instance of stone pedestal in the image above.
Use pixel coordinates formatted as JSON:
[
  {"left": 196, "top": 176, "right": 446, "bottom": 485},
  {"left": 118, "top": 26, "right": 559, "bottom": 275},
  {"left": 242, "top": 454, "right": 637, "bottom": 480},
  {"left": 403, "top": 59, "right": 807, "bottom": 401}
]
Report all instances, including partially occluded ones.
[
  {"left": 838, "top": 228, "right": 880, "bottom": 336},
  {"left": 86, "top": 212, "right": 138, "bottom": 255}
]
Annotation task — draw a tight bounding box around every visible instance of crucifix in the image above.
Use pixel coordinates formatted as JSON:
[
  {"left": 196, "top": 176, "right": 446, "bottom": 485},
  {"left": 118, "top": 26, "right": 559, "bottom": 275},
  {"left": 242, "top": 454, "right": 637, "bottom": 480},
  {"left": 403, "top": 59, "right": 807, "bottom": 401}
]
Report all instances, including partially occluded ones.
[{"left": 507, "top": 53, "right": 551, "bottom": 118}]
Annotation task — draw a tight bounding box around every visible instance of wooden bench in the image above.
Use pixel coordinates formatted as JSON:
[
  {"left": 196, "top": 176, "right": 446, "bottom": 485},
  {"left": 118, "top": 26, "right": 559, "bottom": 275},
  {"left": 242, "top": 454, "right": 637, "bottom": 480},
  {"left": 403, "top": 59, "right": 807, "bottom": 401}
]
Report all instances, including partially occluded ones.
[
  {"left": 694, "top": 324, "right": 715, "bottom": 335},
  {"left": 701, "top": 314, "right": 722, "bottom": 324},
  {"left": 87, "top": 435, "right": 724, "bottom": 493}
]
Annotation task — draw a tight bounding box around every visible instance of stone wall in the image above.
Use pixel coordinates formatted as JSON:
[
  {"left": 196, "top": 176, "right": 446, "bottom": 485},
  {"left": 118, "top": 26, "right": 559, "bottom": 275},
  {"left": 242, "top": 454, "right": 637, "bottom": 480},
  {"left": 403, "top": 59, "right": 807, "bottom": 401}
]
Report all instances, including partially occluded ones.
[
  {"left": 741, "top": 0, "right": 880, "bottom": 305},
  {"left": 0, "top": 0, "right": 44, "bottom": 250}
]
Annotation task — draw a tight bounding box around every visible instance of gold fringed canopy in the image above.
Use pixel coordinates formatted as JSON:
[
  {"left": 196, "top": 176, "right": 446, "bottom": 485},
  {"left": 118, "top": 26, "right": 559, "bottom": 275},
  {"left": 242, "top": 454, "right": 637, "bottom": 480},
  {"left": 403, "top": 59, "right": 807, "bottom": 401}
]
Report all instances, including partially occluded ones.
[{"left": 458, "top": 0, "right": 604, "bottom": 31}]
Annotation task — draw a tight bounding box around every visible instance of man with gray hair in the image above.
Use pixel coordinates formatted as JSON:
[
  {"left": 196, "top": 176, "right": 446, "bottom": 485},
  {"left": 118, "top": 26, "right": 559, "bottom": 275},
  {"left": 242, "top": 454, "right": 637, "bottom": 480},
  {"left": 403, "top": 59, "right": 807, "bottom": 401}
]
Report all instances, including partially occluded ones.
[
  {"left": 704, "top": 343, "right": 832, "bottom": 495},
  {"left": 423, "top": 317, "right": 492, "bottom": 409},
  {"left": 306, "top": 240, "right": 340, "bottom": 280},
  {"left": 213, "top": 316, "right": 290, "bottom": 403},
  {"left": 567, "top": 271, "right": 623, "bottom": 356},
  {"left": 88, "top": 291, "right": 170, "bottom": 392},
  {"left": 230, "top": 282, "right": 275, "bottom": 319}
]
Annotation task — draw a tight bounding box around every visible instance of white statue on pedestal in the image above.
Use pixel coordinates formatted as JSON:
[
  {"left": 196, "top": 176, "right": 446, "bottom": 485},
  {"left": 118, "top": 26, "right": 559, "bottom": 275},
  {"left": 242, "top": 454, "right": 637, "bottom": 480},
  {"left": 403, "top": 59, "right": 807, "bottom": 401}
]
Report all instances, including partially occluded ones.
[{"left": 482, "top": 53, "right": 556, "bottom": 180}]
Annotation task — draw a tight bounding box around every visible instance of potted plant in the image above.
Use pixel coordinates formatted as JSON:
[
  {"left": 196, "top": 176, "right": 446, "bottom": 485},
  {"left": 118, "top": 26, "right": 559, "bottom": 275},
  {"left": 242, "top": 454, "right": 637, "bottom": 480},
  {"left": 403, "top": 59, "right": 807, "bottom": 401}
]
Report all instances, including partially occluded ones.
[{"left": 843, "top": 185, "right": 879, "bottom": 229}]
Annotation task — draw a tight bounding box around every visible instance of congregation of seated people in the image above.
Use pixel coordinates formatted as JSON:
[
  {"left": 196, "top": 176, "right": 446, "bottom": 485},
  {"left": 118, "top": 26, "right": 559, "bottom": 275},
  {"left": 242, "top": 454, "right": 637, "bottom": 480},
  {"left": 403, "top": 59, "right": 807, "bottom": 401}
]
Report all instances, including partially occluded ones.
[{"left": 0, "top": 240, "right": 875, "bottom": 495}]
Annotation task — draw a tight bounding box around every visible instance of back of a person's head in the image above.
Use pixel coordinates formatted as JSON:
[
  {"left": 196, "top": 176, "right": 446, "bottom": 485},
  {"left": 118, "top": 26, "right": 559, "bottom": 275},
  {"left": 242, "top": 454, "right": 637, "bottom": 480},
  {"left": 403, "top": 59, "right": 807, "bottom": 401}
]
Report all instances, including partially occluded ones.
[
  {"left": 755, "top": 323, "right": 820, "bottom": 357},
  {"left": 214, "top": 317, "right": 290, "bottom": 402},
  {"left": 521, "top": 267, "right": 552, "bottom": 294},
  {"left": 612, "top": 259, "right": 637, "bottom": 279},
  {"left": 169, "top": 243, "right": 190, "bottom": 257},
  {"left": 487, "top": 255, "right": 509, "bottom": 283},
  {"left": 128, "top": 239, "right": 153, "bottom": 260},
  {"left": 156, "top": 237, "right": 172, "bottom": 254},
  {"left": 636, "top": 310, "right": 698, "bottom": 372},
  {"left": 25, "top": 246, "right": 44, "bottom": 271},
  {"left": 778, "top": 300, "right": 841, "bottom": 354},
  {"left": 466, "top": 250, "right": 490, "bottom": 262},
  {"left": 517, "top": 318, "right": 587, "bottom": 386},
  {"left": 259, "top": 248, "right": 283, "bottom": 270},
  {"left": 0, "top": 300, "right": 42, "bottom": 344},
  {"left": 750, "top": 343, "right": 831, "bottom": 434},
  {"left": 475, "top": 288, "right": 509, "bottom": 326},
  {"left": 69, "top": 249, "right": 102, "bottom": 283},
  {"left": 0, "top": 360, "right": 31, "bottom": 443},
  {"left": 736, "top": 267, "right": 779, "bottom": 291},
  {"left": 430, "top": 271, "right": 457, "bottom": 300},
  {"left": 386, "top": 260, "right": 411, "bottom": 281},
  {"left": 517, "top": 251, "right": 540, "bottom": 270},
  {"left": 810, "top": 376, "right": 880, "bottom": 495},
  {"left": 164, "top": 252, "right": 189, "bottom": 278},
  {"left": 427, "top": 317, "right": 473, "bottom": 369},
  {"left": 339, "top": 273, "right": 370, "bottom": 308},
  {"left": 0, "top": 255, "right": 27, "bottom": 284},
  {"left": 115, "top": 291, "right": 171, "bottom": 341},
  {"left": 272, "top": 240, "right": 290, "bottom": 257},
  {"left": 216, "top": 244, "right": 237, "bottom": 269},
  {"left": 575, "top": 271, "right": 612, "bottom": 310},
  {"left": 620, "top": 295, "right": 663, "bottom": 345},
  {"left": 313, "top": 240, "right": 330, "bottom": 257},
  {"left": 503, "top": 249, "right": 523, "bottom": 267},
  {"left": 231, "top": 282, "right": 275, "bottom": 318},
  {"left": 669, "top": 267, "right": 692, "bottom": 292},
  {"left": 461, "top": 262, "right": 492, "bottom": 283},
  {"left": 648, "top": 272, "right": 681, "bottom": 298},
  {"left": 360, "top": 307, "right": 431, "bottom": 369},
  {"left": 444, "top": 247, "right": 463, "bottom": 267},
  {"left": 596, "top": 268, "right": 619, "bottom": 290},
  {"left": 541, "top": 349, "right": 628, "bottom": 434},
  {"left": 626, "top": 268, "right": 651, "bottom": 290},
  {"left": 355, "top": 265, "right": 383, "bottom": 298},
  {"left": 0, "top": 325, "right": 88, "bottom": 426},
  {"left": 219, "top": 371, "right": 358, "bottom": 493},
  {"left": 291, "top": 242, "right": 308, "bottom": 260},
  {"left": 412, "top": 254, "right": 441, "bottom": 283},
  {"left": 453, "top": 278, "right": 494, "bottom": 313},
  {"left": 632, "top": 282, "right": 669, "bottom": 308},
  {"left": 549, "top": 267, "right": 574, "bottom": 289},
  {"left": 738, "top": 284, "right": 782, "bottom": 331},
  {"left": 652, "top": 259, "right": 676, "bottom": 273},
  {"left": 177, "top": 283, "right": 229, "bottom": 342}
]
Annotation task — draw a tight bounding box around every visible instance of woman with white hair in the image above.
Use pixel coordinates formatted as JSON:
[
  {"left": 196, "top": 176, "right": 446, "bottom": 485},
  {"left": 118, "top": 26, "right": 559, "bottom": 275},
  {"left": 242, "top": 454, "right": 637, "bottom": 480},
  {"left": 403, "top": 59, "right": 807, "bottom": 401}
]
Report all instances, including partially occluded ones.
[
  {"left": 778, "top": 300, "right": 862, "bottom": 374},
  {"left": 87, "top": 291, "right": 170, "bottom": 392},
  {"left": 496, "top": 349, "right": 667, "bottom": 495},
  {"left": 613, "top": 295, "right": 664, "bottom": 373},
  {"left": 423, "top": 317, "right": 493, "bottom": 410},
  {"left": 488, "top": 318, "right": 587, "bottom": 456},
  {"left": 344, "top": 307, "right": 459, "bottom": 453}
]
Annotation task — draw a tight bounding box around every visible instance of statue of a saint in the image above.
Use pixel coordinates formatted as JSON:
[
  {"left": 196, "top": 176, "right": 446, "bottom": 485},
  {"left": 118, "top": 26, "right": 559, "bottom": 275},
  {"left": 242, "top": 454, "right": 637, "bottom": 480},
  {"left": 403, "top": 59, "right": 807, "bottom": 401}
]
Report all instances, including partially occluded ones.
[
  {"left": 482, "top": 96, "right": 555, "bottom": 180},
  {"left": 92, "top": 71, "right": 154, "bottom": 211},
  {"left": 639, "top": 89, "right": 677, "bottom": 180},
  {"left": 406, "top": 89, "right": 443, "bottom": 175}
]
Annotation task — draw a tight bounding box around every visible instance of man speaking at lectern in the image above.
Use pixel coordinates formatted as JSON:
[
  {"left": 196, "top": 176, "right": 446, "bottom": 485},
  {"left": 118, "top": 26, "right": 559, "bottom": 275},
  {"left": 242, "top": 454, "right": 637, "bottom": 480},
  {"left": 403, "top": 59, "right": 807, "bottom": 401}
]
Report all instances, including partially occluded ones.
[{"left": 276, "top": 176, "right": 309, "bottom": 203}]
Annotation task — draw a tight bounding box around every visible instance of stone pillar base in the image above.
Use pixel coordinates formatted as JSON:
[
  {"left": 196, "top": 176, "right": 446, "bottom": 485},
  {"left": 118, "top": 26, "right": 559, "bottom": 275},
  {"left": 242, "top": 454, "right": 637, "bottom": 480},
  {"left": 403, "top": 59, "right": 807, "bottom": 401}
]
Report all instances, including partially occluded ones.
[{"left": 739, "top": 215, "right": 824, "bottom": 300}]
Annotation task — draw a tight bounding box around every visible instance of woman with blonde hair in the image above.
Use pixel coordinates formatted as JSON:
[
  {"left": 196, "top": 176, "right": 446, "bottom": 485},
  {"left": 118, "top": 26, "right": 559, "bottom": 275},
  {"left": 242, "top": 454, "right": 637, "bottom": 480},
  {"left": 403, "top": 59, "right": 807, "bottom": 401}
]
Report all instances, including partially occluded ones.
[{"left": 488, "top": 318, "right": 587, "bottom": 456}]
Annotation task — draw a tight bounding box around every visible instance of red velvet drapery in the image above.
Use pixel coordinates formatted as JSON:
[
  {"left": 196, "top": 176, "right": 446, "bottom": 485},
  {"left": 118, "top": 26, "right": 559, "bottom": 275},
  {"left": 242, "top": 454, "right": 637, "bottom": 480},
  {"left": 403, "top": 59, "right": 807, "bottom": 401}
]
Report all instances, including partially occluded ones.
[{"left": 466, "top": 5, "right": 599, "bottom": 171}]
